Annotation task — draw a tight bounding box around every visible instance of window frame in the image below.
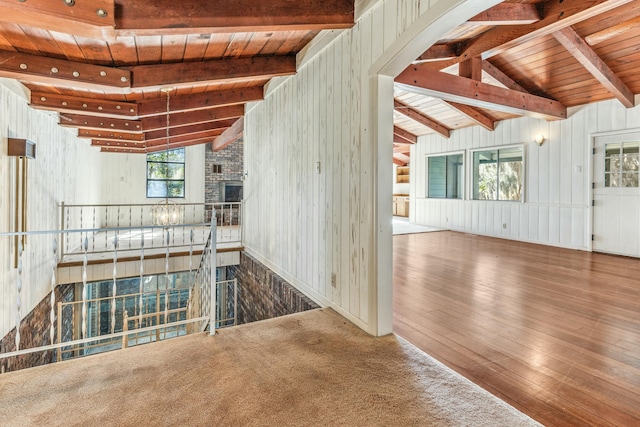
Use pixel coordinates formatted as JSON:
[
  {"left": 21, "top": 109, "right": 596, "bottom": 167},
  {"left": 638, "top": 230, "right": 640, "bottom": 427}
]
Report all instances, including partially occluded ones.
[
  {"left": 146, "top": 147, "right": 186, "bottom": 199},
  {"left": 425, "top": 151, "right": 466, "bottom": 200},
  {"left": 470, "top": 144, "right": 525, "bottom": 202}
]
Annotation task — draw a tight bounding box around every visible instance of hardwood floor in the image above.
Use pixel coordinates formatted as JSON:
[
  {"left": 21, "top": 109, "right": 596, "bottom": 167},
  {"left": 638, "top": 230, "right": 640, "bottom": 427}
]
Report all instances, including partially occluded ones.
[{"left": 393, "top": 231, "right": 640, "bottom": 427}]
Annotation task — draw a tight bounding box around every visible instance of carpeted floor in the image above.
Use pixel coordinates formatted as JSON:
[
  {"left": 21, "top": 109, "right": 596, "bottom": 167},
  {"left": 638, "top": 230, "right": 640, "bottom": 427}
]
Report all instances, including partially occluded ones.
[{"left": 0, "top": 309, "right": 540, "bottom": 426}]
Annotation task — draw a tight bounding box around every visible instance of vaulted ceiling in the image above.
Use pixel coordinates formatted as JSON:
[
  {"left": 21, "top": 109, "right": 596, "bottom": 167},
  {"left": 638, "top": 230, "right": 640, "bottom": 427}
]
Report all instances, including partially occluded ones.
[
  {"left": 0, "top": 0, "right": 354, "bottom": 153},
  {"left": 1, "top": 1, "right": 639, "bottom": 161},
  {"left": 392, "top": 0, "right": 640, "bottom": 166}
]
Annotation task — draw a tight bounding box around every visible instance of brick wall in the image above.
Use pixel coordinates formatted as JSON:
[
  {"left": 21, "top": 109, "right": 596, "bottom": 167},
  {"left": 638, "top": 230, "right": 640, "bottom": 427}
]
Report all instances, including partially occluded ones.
[
  {"left": 0, "top": 283, "right": 74, "bottom": 373},
  {"left": 205, "top": 136, "right": 243, "bottom": 204},
  {"left": 228, "top": 252, "right": 319, "bottom": 324}
]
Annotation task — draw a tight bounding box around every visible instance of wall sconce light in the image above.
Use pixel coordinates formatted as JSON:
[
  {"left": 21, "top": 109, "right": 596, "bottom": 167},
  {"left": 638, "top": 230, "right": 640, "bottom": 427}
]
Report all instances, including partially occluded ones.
[{"left": 535, "top": 134, "right": 545, "bottom": 146}]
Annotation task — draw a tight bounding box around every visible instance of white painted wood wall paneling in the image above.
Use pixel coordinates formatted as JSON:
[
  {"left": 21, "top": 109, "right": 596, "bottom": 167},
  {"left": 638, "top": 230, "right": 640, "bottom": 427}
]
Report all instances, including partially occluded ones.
[
  {"left": 412, "top": 99, "right": 640, "bottom": 252},
  {"left": 0, "top": 83, "right": 103, "bottom": 337},
  {"left": 244, "top": 0, "right": 448, "bottom": 333}
]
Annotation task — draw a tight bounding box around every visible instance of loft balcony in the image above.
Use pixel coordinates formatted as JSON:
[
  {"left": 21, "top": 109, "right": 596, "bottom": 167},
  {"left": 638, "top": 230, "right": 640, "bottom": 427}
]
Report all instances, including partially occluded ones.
[{"left": 0, "top": 202, "right": 242, "bottom": 372}]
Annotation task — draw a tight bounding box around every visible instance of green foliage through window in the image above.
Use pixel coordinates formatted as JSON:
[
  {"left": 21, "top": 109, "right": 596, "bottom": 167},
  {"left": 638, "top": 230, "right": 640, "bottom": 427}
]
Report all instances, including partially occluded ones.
[
  {"left": 147, "top": 148, "right": 185, "bottom": 198},
  {"left": 473, "top": 147, "right": 523, "bottom": 201},
  {"left": 604, "top": 142, "right": 639, "bottom": 188}
]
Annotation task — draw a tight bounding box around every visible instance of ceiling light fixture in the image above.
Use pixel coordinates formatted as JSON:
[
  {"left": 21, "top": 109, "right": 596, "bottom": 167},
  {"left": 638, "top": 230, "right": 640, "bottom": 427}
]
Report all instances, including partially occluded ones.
[{"left": 152, "top": 88, "right": 183, "bottom": 227}]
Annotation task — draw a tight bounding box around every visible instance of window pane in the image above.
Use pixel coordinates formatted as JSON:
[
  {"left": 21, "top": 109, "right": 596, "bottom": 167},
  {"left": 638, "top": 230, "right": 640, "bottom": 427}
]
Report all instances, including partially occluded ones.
[
  {"left": 622, "top": 173, "right": 639, "bottom": 188},
  {"left": 147, "top": 181, "right": 167, "bottom": 198},
  {"left": 167, "top": 163, "right": 185, "bottom": 179},
  {"left": 605, "top": 143, "right": 621, "bottom": 157},
  {"left": 167, "top": 181, "right": 185, "bottom": 197},
  {"left": 622, "top": 142, "right": 639, "bottom": 155},
  {"left": 146, "top": 148, "right": 185, "bottom": 198},
  {"left": 428, "top": 156, "right": 446, "bottom": 198},
  {"left": 446, "top": 154, "right": 463, "bottom": 199},
  {"left": 148, "top": 162, "right": 169, "bottom": 179},
  {"left": 167, "top": 148, "right": 185, "bottom": 162},
  {"left": 474, "top": 151, "right": 497, "bottom": 200},
  {"left": 622, "top": 154, "right": 639, "bottom": 172},
  {"left": 498, "top": 161, "right": 522, "bottom": 201}
]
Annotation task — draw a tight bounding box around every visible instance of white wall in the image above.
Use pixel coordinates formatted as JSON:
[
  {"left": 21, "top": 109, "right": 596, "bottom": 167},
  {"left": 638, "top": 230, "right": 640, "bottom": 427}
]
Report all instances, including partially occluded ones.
[
  {"left": 243, "top": 0, "right": 499, "bottom": 335},
  {"left": 412, "top": 99, "right": 640, "bottom": 250},
  {"left": 0, "top": 81, "right": 103, "bottom": 338},
  {"left": 99, "top": 145, "right": 205, "bottom": 205}
]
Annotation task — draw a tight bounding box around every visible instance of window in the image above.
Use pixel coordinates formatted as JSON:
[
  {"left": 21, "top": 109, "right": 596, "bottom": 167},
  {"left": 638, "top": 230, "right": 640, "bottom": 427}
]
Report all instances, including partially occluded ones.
[
  {"left": 473, "top": 146, "right": 523, "bottom": 201},
  {"left": 427, "top": 153, "right": 463, "bottom": 199},
  {"left": 212, "top": 164, "right": 223, "bottom": 174},
  {"left": 147, "top": 148, "right": 185, "bottom": 198},
  {"left": 605, "top": 142, "right": 639, "bottom": 187}
]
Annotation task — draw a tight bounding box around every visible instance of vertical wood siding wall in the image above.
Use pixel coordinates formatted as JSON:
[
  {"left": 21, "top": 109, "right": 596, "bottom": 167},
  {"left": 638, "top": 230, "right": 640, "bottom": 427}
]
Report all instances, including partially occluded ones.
[
  {"left": 0, "top": 83, "right": 103, "bottom": 337},
  {"left": 244, "top": 0, "right": 447, "bottom": 332},
  {"left": 412, "top": 100, "right": 640, "bottom": 250},
  {"left": 99, "top": 146, "right": 205, "bottom": 206}
]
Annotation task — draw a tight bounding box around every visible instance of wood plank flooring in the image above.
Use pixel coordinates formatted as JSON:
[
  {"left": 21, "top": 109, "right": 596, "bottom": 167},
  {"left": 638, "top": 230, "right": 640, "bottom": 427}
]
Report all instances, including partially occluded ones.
[{"left": 393, "top": 231, "right": 640, "bottom": 427}]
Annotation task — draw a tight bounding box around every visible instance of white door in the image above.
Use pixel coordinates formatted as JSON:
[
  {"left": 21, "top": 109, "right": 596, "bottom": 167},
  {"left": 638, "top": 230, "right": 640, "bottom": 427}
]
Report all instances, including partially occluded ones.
[{"left": 593, "top": 133, "right": 640, "bottom": 257}]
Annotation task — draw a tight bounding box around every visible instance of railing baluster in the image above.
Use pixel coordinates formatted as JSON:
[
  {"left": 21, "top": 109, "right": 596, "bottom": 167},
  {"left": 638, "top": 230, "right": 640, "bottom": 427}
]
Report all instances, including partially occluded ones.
[
  {"left": 81, "top": 237, "right": 88, "bottom": 340},
  {"left": 111, "top": 235, "right": 118, "bottom": 334},
  {"left": 15, "top": 242, "right": 23, "bottom": 351},
  {"left": 210, "top": 208, "right": 217, "bottom": 336},
  {"left": 139, "top": 233, "right": 144, "bottom": 329},
  {"left": 50, "top": 239, "right": 57, "bottom": 348},
  {"left": 164, "top": 229, "right": 170, "bottom": 327}
]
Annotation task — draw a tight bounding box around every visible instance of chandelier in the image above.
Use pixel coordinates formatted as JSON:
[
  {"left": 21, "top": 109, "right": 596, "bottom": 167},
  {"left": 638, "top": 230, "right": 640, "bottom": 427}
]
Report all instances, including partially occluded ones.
[{"left": 152, "top": 87, "right": 184, "bottom": 227}]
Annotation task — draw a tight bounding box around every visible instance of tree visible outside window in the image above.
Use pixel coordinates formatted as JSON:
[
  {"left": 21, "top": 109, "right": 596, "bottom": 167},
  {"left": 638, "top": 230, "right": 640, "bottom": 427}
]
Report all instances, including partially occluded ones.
[
  {"left": 605, "top": 142, "right": 639, "bottom": 187},
  {"left": 427, "top": 153, "right": 463, "bottom": 199},
  {"left": 147, "top": 148, "right": 185, "bottom": 198},
  {"left": 473, "top": 147, "right": 523, "bottom": 201}
]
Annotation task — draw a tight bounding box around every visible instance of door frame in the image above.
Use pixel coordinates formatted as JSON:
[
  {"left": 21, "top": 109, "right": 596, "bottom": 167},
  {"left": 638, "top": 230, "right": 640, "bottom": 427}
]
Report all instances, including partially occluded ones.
[{"left": 589, "top": 127, "right": 640, "bottom": 254}]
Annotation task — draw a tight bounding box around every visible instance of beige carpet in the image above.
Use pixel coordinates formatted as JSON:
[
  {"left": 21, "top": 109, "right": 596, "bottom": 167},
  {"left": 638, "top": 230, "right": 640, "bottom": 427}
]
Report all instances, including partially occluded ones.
[{"left": 0, "top": 309, "right": 540, "bottom": 426}]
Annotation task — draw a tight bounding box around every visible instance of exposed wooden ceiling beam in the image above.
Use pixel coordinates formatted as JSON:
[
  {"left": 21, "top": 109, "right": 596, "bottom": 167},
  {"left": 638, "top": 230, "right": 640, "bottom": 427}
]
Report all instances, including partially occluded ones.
[
  {"left": 100, "top": 146, "right": 147, "bottom": 154},
  {"left": 394, "top": 99, "right": 450, "bottom": 138},
  {"left": 78, "top": 129, "right": 145, "bottom": 141},
  {"left": 213, "top": 117, "right": 244, "bottom": 152},
  {"left": 396, "top": 65, "right": 567, "bottom": 120},
  {"left": 458, "top": 56, "right": 482, "bottom": 81},
  {"left": 481, "top": 60, "right": 528, "bottom": 92},
  {"left": 584, "top": 16, "right": 640, "bottom": 45},
  {"left": 114, "top": 0, "right": 354, "bottom": 36},
  {"left": 0, "top": 50, "right": 130, "bottom": 91},
  {"left": 468, "top": 3, "right": 541, "bottom": 25},
  {"left": 145, "top": 137, "right": 219, "bottom": 152},
  {"left": 552, "top": 26, "right": 635, "bottom": 108},
  {"left": 91, "top": 140, "right": 147, "bottom": 149},
  {"left": 0, "top": 0, "right": 114, "bottom": 39},
  {"left": 413, "top": 44, "right": 457, "bottom": 64},
  {"left": 443, "top": 101, "right": 496, "bottom": 131},
  {"left": 393, "top": 145, "right": 412, "bottom": 154},
  {"left": 31, "top": 92, "right": 138, "bottom": 118},
  {"left": 393, "top": 157, "right": 407, "bottom": 167},
  {"left": 60, "top": 113, "right": 142, "bottom": 132},
  {"left": 393, "top": 153, "right": 410, "bottom": 166},
  {"left": 144, "top": 120, "right": 238, "bottom": 142},
  {"left": 137, "top": 87, "right": 261, "bottom": 117},
  {"left": 393, "top": 126, "right": 418, "bottom": 144},
  {"left": 92, "top": 129, "right": 226, "bottom": 148},
  {"left": 418, "top": 0, "right": 633, "bottom": 70},
  {"left": 126, "top": 56, "right": 296, "bottom": 89},
  {"left": 140, "top": 105, "right": 244, "bottom": 131}
]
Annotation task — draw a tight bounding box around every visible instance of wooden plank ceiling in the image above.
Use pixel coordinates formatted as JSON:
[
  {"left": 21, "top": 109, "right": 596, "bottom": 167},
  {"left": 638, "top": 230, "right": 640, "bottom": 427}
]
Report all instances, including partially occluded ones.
[
  {"left": 0, "top": 0, "right": 354, "bottom": 153},
  {"left": 393, "top": 0, "right": 640, "bottom": 166}
]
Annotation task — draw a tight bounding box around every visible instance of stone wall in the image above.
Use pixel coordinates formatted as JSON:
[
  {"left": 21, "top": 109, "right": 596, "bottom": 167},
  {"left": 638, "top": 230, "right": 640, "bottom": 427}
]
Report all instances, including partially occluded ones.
[
  {"left": 228, "top": 252, "right": 319, "bottom": 325},
  {"left": 0, "top": 283, "right": 74, "bottom": 373},
  {"left": 205, "top": 137, "right": 243, "bottom": 204}
]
